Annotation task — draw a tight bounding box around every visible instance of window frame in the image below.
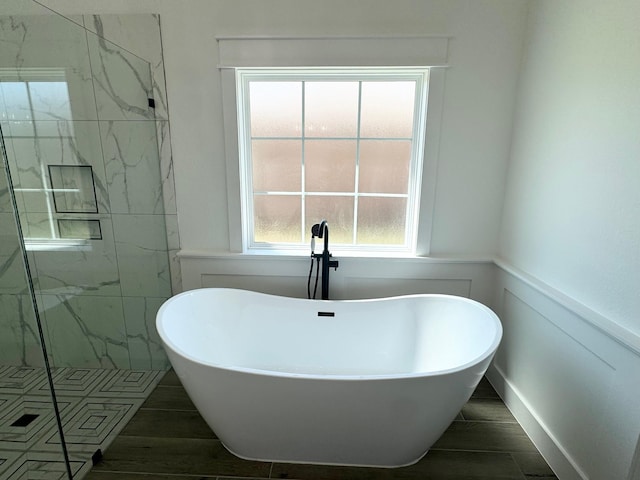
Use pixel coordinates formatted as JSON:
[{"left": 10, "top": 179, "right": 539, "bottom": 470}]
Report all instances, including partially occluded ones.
[
  {"left": 235, "top": 67, "right": 430, "bottom": 255},
  {"left": 218, "top": 36, "right": 449, "bottom": 258}
]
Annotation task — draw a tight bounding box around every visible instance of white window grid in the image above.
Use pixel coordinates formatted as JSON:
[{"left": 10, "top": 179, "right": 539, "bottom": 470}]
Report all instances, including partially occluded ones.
[{"left": 236, "top": 67, "right": 430, "bottom": 254}]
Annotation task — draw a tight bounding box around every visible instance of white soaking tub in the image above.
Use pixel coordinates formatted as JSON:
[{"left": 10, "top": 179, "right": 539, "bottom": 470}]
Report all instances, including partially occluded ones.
[{"left": 156, "top": 288, "right": 502, "bottom": 468}]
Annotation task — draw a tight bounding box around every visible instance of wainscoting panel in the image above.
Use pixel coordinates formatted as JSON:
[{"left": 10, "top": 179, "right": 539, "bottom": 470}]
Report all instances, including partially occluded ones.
[
  {"left": 341, "top": 277, "right": 470, "bottom": 300},
  {"left": 201, "top": 274, "right": 310, "bottom": 298},
  {"left": 180, "top": 253, "right": 494, "bottom": 303},
  {"left": 489, "top": 262, "right": 640, "bottom": 480}
]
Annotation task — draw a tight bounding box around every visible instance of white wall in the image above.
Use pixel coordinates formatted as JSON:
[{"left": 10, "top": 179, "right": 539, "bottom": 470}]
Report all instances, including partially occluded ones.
[
  {"left": 167, "top": 0, "right": 526, "bottom": 257},
  {"left": 30, "top": 0, "right": 527, "bottom": 258},
  {"left": 499, "top": 0, "right": 640, "bottom": 336},
  {"left": 493, "top": 1, "right": 640, "bottom": 479}
]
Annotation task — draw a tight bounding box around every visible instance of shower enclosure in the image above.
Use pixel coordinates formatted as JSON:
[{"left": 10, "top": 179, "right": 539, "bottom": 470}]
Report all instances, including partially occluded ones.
[{"left": 0, "top": 5, "right": 178, "bottom": 478}]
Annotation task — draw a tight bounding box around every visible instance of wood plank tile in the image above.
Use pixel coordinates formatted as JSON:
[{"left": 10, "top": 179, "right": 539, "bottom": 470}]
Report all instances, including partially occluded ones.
[
  {"left": 86, "top": 373, "right": 555, "bottom": 480},
  {"left": 511, "top": 452, "right": 558, "bottom": 479},
  {"left": 85, "top": 473, "right": 216, "bottom": 480},
  {"left": 433, "top": 421, "right": 538, "bottom": 453},
  {"left": 417, "top": 450, "right": 527, "bottom": 479},
  {"left": 91, "top": 436, "right": 271, "bottom": 477},
  {"left": 141, "top": 385, "right": 196, "bottom": 410},
  {"left": 120, "top": 409, "right": 215, "bottom": 439},
  {"left": 271, "top": 450, "right": 525, "bottom": 479},
  {"left": 157, "top": 369, "right": 182, "bottom": 387},
  {"left": 471, "top": 377, "right": 500, "bottom": 399},
  {"left": 461, "top": 398, "right": 517, "bottom": 423}
]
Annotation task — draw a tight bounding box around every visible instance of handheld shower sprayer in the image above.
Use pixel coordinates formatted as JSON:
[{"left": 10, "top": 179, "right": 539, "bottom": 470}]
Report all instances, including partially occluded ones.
[
  {"left": 307, "top": 220, "right": 338, "bottom": 300},
  {"left": 310, "top": 222, "right": 322, "bottom": 251},
  {"left": 308, "top": 225, "right": 321, "bottom": 299}
]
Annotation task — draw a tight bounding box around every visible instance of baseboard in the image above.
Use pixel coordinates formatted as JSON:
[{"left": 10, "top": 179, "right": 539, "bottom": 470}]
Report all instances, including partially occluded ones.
[{"left": 486, "top": 364, "right": 587, "bottom": 480}]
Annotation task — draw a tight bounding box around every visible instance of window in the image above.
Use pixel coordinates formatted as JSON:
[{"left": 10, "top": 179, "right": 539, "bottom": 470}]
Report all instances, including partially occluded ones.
[{"left": 236, "top": 67, "right": 429, "bottom": 254}]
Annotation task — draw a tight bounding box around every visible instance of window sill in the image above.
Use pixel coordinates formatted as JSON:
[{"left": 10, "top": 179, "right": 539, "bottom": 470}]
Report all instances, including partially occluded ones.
[{"left": 176, "top": 249, "right": 495, "bottom": 264}]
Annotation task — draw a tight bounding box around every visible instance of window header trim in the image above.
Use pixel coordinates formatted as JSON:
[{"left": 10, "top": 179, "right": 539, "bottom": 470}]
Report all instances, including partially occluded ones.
[{"left": 217, "top": 36, "right": 450, "bottom": 68}]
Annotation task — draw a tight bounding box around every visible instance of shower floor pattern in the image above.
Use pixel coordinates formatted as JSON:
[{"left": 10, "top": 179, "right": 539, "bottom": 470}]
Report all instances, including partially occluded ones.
[{"left": 0, "top": 365, "right": 165, "bottom": 479}]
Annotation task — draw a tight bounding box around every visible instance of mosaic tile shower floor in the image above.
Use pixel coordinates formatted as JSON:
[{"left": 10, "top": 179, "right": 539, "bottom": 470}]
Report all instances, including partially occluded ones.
[{"left": 0, "top": 366, "right": 165, "bottom": 479}]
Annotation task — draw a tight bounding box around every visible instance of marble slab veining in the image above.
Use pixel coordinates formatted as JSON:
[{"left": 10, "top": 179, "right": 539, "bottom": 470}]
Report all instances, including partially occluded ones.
[
  {"left": 42, "top": 295, "right": 130, "bottom": 369},
  {"left": 2, "top": 120, "right": 111, "bottom": 215},
  {"left": 100, "top": 120, "right": 164, "bottom": 215},
  {"left": 29, "top": 215, "right": 121, "bottom": 298},
  {"left": 0, "top": 295, "right": 43, "bottom": 367},
  {"left": 0, "top": 15, "right": 98, "bottom": 122},
  {"left": 0, "top": 11, "right": 180, "bottom": 371},
  {"left": 83, "top": 14, "right": 169, "bottom": 121},
  {"left": 112, "top": 214, "right": 171, "bottom": 298},
  {"left": 86, "top": 29, "right": 154, "bottom": 122},
  {"left": 123, "top": 297, "right": 171, "bottom": 371}
]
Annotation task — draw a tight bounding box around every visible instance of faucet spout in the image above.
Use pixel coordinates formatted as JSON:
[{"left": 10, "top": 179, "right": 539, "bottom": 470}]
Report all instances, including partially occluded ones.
[{"left": 318, "top": 220, "right": 329, "bottom": 253}]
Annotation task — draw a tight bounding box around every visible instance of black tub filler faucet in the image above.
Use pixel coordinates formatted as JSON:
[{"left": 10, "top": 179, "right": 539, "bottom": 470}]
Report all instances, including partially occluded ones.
[{"left": 309, "top": 220, "right": 339, "bottom": 300}]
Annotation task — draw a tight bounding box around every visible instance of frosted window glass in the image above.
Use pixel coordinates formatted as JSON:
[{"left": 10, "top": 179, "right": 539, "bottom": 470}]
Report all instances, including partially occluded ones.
[
  {"left": 252, "top": 140, "right": 301, "bottom": 192},
  {"left": 305, "top": 82, "right": 358, "bottom": 138},
  {"left": 250, "top": 81, "right": 301, "bottom": 137},
  {"left": 359, "top": 140, "right": 411, "bottom": 194},
  {"left": 254, "top": 195, "right": 301, "bottom": 243},
  {"left": 239, "top": 68, "right": 429, "bottom": 250},
  {"left": 305, "top": 140, "right": 356, "bottom": 192},
  {"left": 360, "top": 81, "right": 415, "bottom": 138},
  {"left": 357, "top": 197, "right": 406, "bottom": 245},
  {"left": 305, "top": 195, "right": 354, "bottom": 244}
]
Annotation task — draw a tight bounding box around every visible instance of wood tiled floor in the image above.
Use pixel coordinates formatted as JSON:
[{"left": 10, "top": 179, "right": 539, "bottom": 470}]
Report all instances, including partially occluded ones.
[{"left": 87, "top": 371, "right": 558, "bottom": 480}]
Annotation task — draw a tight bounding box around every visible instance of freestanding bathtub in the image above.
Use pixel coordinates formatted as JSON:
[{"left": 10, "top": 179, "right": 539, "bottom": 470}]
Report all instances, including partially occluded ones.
[{"left": 156, "top": 288, "right": 502, "bottom": 468}]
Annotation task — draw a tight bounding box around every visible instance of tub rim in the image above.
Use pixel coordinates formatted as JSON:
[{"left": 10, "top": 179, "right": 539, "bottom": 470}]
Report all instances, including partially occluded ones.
[{"left": 156, "top": 287, "right": 503, "bottom": 381}]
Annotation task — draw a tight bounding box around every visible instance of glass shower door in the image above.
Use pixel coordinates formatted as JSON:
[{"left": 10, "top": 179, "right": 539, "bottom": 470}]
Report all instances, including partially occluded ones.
[
  {"left": 0, "top": 124, "right": 73, "bottom": 479},
  {"left": 1, "top": 7, "right": 173, "bottom": 478}
]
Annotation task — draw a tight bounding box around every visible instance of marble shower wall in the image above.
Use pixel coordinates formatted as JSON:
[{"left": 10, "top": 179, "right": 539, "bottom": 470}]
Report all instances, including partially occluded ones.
[
  {"left": 0, "top": 169, "right": 46, "bottom": 368},
  {"left": 0, "top": 13, "right": 179, "bottom": 370}
]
